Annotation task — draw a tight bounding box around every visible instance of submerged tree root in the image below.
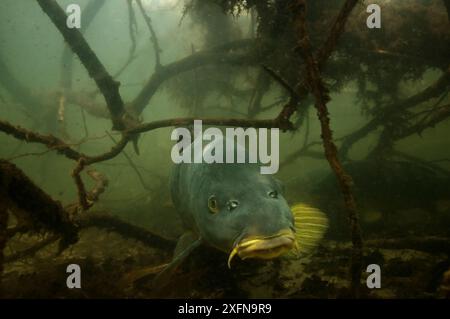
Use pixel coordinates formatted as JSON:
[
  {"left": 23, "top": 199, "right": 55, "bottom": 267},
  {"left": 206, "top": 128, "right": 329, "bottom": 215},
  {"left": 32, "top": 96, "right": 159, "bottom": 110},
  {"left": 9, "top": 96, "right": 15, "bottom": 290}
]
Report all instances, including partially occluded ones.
[
  {"left": 78, "top": 214, "right": 175, "bottom": 251},
  {"left": 0, "top": 160, "right": 77, "bottom": 246},
  {"left": 292, "top": 0, "right": 364, "bottom": 297},
  {"left": 0, "top": 160, "right": 174, "bottom": 271}
]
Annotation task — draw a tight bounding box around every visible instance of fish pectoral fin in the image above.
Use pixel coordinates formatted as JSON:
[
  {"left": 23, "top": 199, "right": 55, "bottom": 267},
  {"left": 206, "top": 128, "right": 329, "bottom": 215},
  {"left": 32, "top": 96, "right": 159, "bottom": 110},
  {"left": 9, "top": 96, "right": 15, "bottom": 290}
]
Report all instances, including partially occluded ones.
[
  {"left": 152, "top": 233, "right": 202, "bottom": 287},
  {"left": 119, "top": 232, "right": 202, "bottom": 289},
  {"left": 173, "top": 231, "right": 199, "bottom": 257},
  {"left": 119, "top": 263, "right": 169, "bottom": 289},
  {"left": 291, "top": 203, "right": 329, "bottom": 255}
]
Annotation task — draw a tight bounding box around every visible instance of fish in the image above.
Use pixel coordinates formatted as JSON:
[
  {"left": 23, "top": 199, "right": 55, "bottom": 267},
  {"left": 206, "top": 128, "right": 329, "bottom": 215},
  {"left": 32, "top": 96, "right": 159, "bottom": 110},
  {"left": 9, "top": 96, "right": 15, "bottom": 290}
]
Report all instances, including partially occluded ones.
[{"left": 124, "top": 134, "right": 328, "bottom": 286}]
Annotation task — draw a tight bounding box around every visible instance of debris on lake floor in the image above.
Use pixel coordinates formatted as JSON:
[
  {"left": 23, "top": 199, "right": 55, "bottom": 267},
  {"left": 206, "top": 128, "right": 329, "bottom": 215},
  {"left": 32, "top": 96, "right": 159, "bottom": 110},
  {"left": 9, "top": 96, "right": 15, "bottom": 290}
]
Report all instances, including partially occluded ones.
[{"left": 2, "top": 227, "right": 449, "bottom": 298}]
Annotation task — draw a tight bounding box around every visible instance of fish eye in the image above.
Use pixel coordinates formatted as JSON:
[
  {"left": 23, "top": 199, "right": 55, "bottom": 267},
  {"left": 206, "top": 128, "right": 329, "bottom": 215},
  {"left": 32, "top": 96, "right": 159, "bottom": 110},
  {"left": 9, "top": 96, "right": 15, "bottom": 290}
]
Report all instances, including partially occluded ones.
[
  {"left": 268, "top": 190, "right": 278, "bottom": 199},
  {"left": 227, "top": 200, "right": 239, "bottom": 211},
  {"left": 208, "top": 195, "right": 220, "bottom": 214}
]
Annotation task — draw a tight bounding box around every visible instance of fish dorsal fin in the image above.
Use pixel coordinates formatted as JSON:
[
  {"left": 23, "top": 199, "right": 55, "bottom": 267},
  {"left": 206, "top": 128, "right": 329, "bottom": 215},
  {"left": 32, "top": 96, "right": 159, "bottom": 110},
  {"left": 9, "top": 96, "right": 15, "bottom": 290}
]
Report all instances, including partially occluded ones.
[{"left": 291, "top": 203, "right": 328, "bottom": 255}]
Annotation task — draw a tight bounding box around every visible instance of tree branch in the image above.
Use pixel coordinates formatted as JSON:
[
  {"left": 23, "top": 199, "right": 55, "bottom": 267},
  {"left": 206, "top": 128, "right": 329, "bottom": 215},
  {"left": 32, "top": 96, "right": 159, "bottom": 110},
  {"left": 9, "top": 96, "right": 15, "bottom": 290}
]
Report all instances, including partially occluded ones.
[
  {"left": 395, "top": 104, "right": 450, "bottom": 140},
  {"left": 0, "top": 119, "right": 83, "bottom": 160},
  {"left": 36, "top": 0, "right": 126, "bottom": 130},
  {"left": 72, "top": 158, "right": 89, "bottom": 211},
  {"left": 0, "top": 119, "right": 130, "bottom": 165},
  {"left": 0, "top": 160, "right": 78, "bottom": 249},
  {"left": 292, "top": 0, "right": 363, "bottom": 297},
  {"left": 316, "top": 0, "right": 360, "bottom": 65},
  {"left": 340, "top": 65, "right": 450, "bottom": 157},
  {"left": 60, "top": 0, "right": 106, "bottom": 90},
  {"left": 130, "top": 40, "right": 254, "bottom": 115},
  {"left": 107, "top": 132, "right": 151, "bottom": 191},
  {"left": 127, "top": 116, "right": 293, "bottom": 135},
  {"left": 0, "top": 159, "right": 174, "bottom": 266},
  {"left": 265, "top": 0, "right": 360, "bottom": 133},
  {"left": 78, "top": 213, "right": 175, "bottom": 251}
]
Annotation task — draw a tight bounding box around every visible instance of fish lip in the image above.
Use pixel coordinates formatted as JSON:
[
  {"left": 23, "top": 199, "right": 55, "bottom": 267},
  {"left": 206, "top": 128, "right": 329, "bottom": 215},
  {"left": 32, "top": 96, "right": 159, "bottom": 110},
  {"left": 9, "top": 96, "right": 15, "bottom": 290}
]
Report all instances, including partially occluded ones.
[
  {"left": 238, "top": 229, "right": 295, "bottom": 248},
  {"left": 227, "top": 229, "right": 296, "bottom": 268},
  {"left": 238, "top": 234, "right": 295, "bottom": 257}
]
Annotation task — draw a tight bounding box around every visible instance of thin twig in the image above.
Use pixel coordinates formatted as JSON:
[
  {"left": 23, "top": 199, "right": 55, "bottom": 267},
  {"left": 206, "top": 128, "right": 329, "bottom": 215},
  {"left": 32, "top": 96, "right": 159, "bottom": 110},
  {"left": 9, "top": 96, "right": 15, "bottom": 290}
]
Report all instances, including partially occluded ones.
[
  {"left": 248, "top": 70, "right": 272, "bottom": 118},
  {"left": 86, "top": 169, "right": 109, "bottom": 203},
  {"left": 106, "top": 132, "right": 151, "bottom": 191},
  {"left": 80, "top": 107, "right": 89, "bottom": 139},
  {"left": 302, "top": 107, "right": 310, "bottom": 149},
  {"left": 262, "top": 66, "right": 297, "bottom": 99},
  {"left": 72, "top": 158, "right": 89, "bottom": 211},
  {"left": 127, "top": 0, "right": 138, "bottom": 59},
  {"left": 112, "top": 0, "right": 138, "bottom": 79},
  {"left": 6, "top": 149, "right": 52, "bottom": 161},
  {"left": 392, "top": 150, "right": 450, "bottom": 176},
  {"left": 136, "top": 0, "right": 162, "bottom": 70}
]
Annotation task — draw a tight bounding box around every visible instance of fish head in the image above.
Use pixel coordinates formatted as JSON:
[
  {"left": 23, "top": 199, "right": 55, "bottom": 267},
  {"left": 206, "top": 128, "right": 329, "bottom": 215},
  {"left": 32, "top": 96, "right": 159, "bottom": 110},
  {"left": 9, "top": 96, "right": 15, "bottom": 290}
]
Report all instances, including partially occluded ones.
[{"left": 194, "top": 164, "right": 297, "bottom": 266}]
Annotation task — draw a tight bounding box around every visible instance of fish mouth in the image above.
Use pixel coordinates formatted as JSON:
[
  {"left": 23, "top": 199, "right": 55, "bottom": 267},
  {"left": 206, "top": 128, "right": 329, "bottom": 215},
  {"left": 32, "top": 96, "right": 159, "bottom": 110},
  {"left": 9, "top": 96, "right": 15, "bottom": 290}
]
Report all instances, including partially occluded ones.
[{"left": 227, "top": 229, "right": 298, "bottom": 268}]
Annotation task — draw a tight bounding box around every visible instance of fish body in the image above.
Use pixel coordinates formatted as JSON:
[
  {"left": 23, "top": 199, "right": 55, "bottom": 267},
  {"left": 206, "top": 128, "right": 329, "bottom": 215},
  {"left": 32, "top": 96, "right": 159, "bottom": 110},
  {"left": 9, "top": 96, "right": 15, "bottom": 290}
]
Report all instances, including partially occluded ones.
[{"left": 123, "top": 134, "right": 328, "bottom": 286}]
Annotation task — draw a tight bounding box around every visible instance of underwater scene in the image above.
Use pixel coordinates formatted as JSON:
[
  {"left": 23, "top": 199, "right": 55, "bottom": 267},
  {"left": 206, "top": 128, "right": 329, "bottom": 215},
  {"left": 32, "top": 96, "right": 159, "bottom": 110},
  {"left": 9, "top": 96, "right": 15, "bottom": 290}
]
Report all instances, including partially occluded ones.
[{"left": 0, "top": 0, "right": 449, "bottom": 300}]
